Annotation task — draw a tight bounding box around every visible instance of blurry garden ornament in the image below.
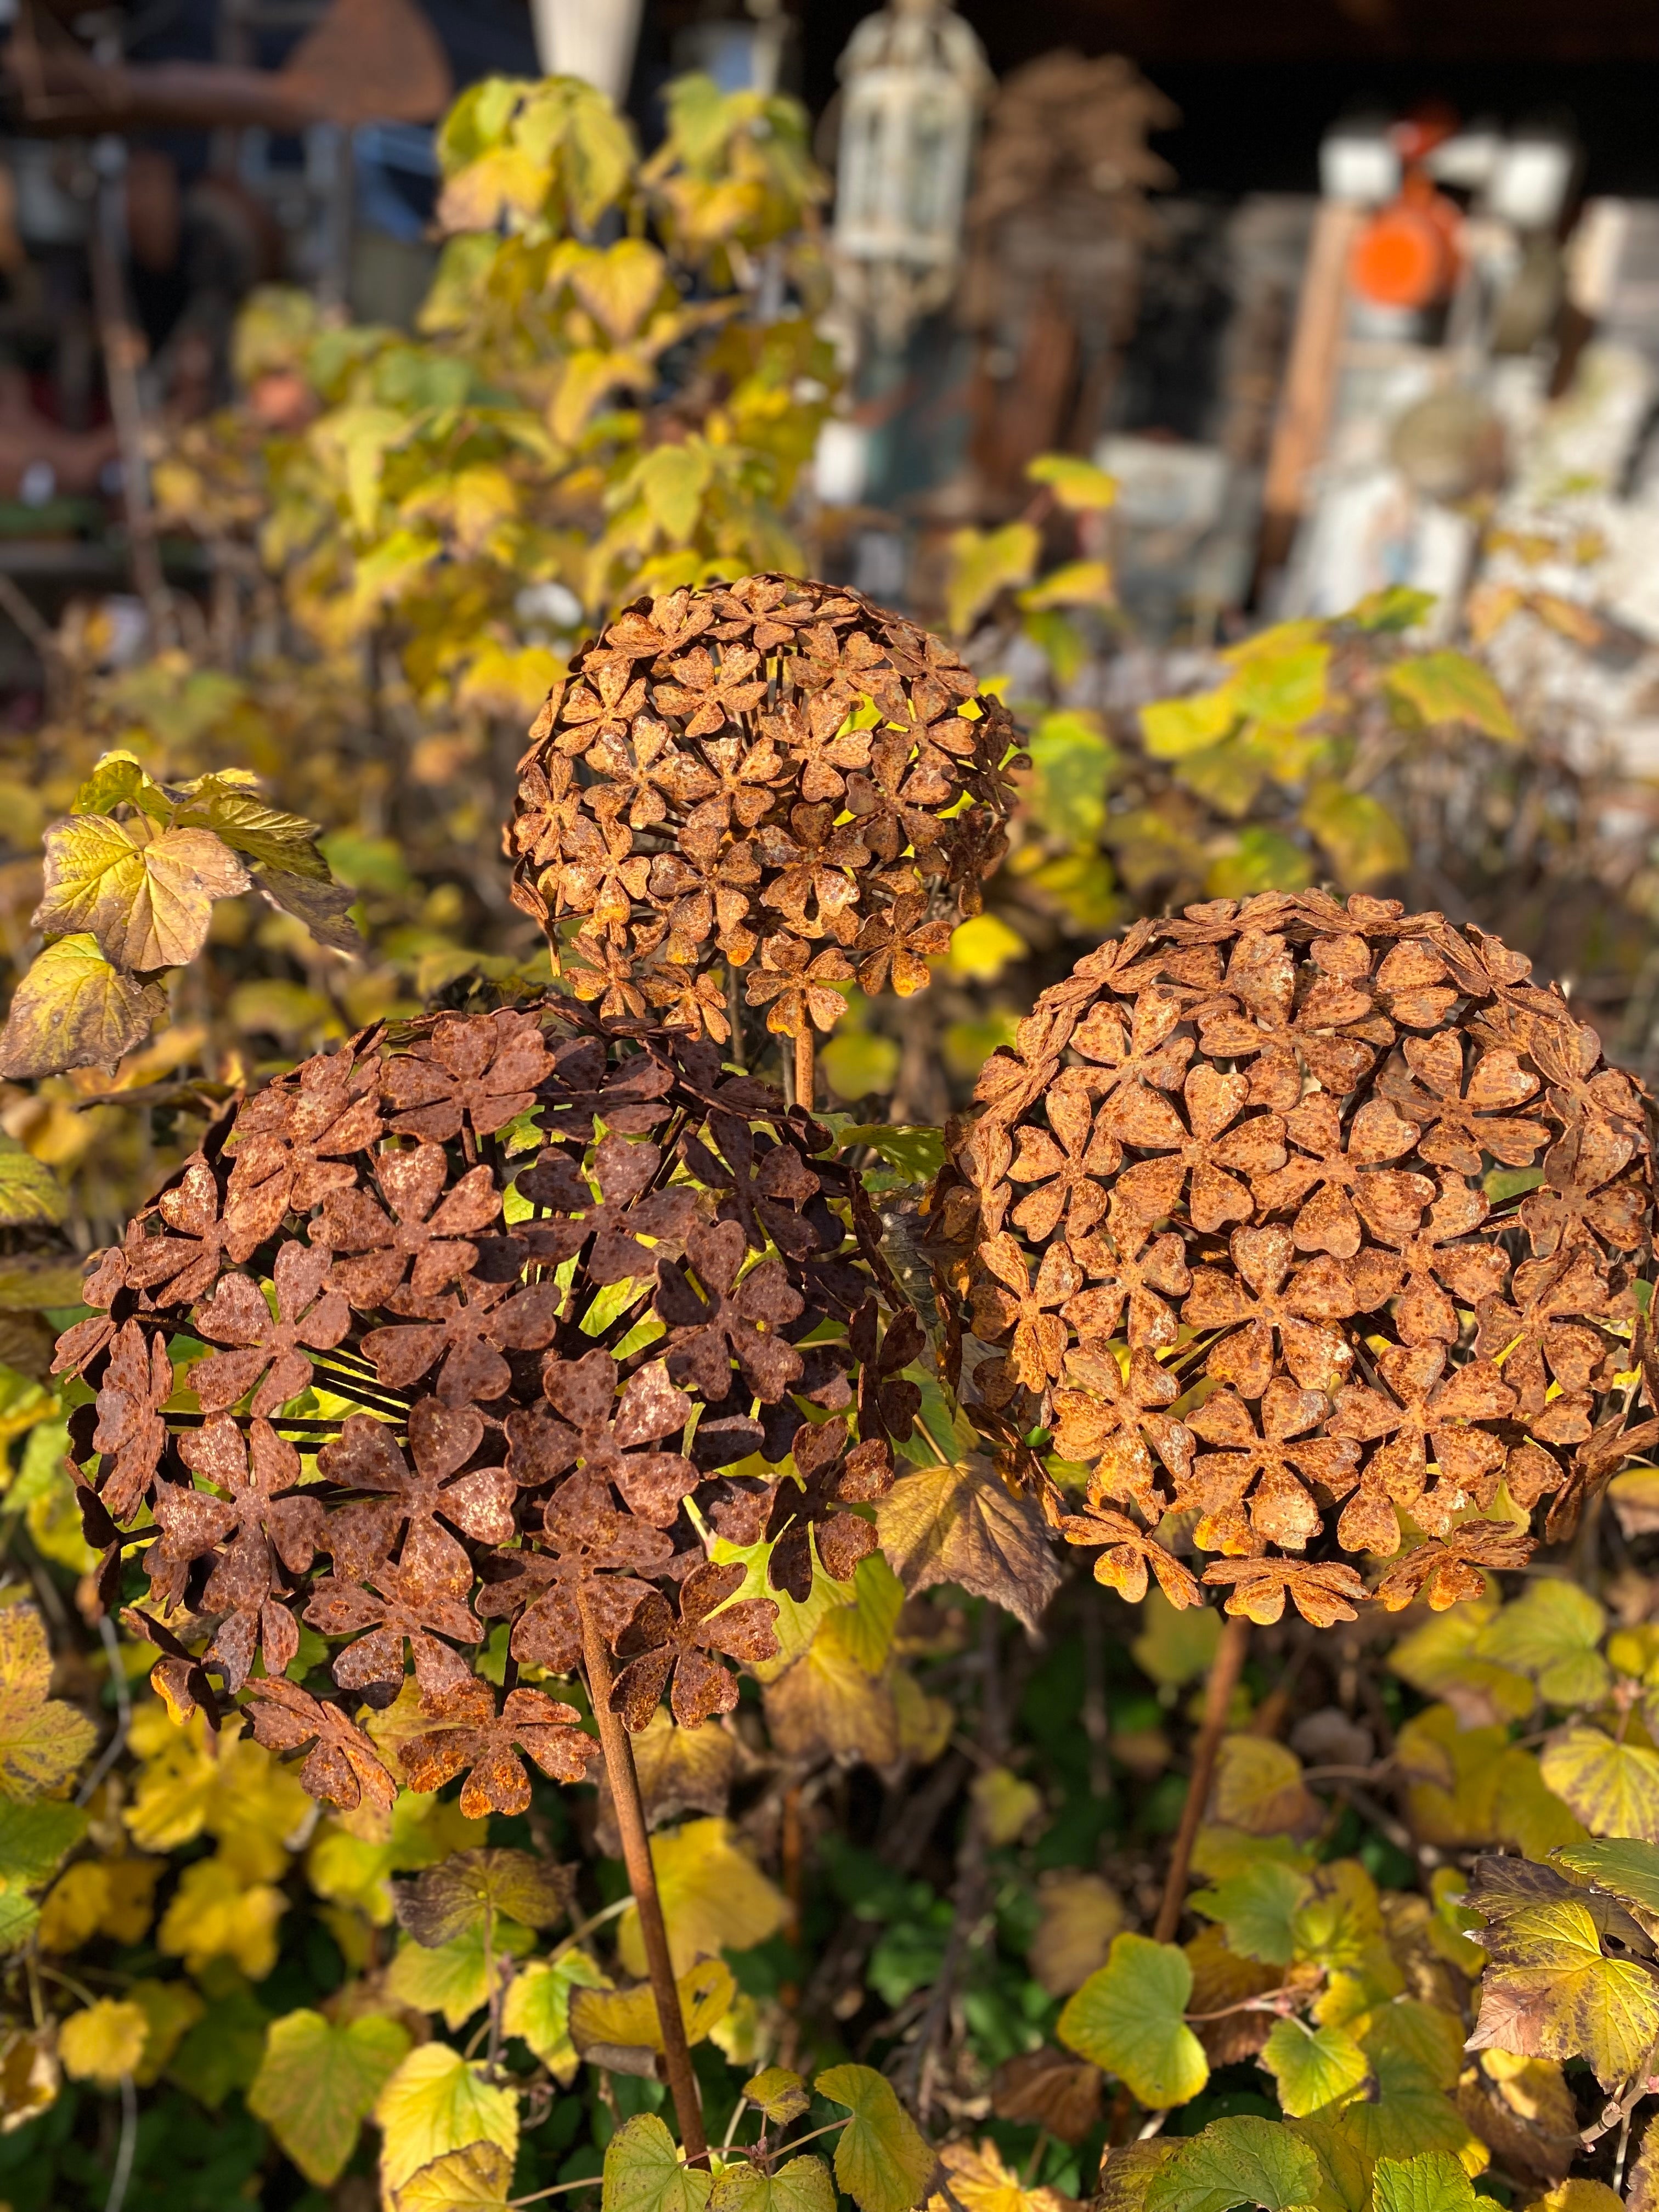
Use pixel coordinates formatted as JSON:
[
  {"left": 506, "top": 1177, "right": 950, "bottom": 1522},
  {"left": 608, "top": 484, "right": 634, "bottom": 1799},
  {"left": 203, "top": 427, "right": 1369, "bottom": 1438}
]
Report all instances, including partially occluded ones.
[
  {"left": 830, "top": 0, "right": 993, "bottom": 349},
  {"left": 507, "top": 572, "right": 1020, "bottom": 1108},
  {"left": 64, "top": 1003, "right": 922, "bottom": 2162}
]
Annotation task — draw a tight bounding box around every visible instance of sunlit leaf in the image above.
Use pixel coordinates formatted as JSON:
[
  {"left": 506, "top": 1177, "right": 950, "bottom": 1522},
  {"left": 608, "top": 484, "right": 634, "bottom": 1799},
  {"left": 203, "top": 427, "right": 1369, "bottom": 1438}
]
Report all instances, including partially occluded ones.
[
  {"left": 0, "top": 935, "right": 166, "bottom": 1080},
  {"left": 373, "top": 2041, "right": 519, "bottom": 2196},
  {"left": 35, "top": 814, "right": 249, "bottom": 970},
  {"left": 1058, "top": 1932, "right": 1208, "bottom": 2109},
  {"left": 815, "top": 2062, "right": 935, "bottom": 2212},
  {"left": 247, "top": 2007, "right": 410, "bottom": 2186},
  {"left": 1258, "top": 2020, "right": 1368, "bottom": 2118},
  {"left": 602, "top": 2111, "right": 713, "bottom": 2212},
  {"left": 1144, "top": 2115, "right": 1319, "bottom": 2212}
]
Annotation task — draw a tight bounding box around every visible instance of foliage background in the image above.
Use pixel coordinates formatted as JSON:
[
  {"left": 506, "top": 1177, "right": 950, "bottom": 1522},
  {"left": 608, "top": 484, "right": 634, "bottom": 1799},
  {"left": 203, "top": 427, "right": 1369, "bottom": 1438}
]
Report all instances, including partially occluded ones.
[{"left": 3, "top": 59, "right": 1659, "bottom": 2212}]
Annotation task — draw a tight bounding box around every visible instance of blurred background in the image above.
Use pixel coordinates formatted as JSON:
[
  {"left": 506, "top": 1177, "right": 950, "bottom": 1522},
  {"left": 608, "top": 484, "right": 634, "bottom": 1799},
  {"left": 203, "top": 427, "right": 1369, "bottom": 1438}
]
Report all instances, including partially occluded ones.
[{"left": 5, "top": 0, "right": 1659, "bottom": 1247}]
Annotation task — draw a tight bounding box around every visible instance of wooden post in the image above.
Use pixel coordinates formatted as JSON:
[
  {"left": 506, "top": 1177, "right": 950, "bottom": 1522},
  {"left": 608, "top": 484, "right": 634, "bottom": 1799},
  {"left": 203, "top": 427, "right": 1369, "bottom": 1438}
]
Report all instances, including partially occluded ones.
[
  {"left": 1259, "top": 202, "right": 1361, "bottom": 578},
  {"left": 578, "top": 1595, "right": 709, "bottom": 2164}
]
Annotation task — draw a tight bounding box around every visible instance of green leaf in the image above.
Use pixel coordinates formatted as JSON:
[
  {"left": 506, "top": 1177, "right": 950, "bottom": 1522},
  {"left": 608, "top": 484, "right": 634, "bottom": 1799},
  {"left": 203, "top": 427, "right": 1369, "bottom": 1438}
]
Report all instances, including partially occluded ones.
[
  {"left": 1206, "top": 828, "right": 1316, "bottom": 900},
  {"left": 1539, "top": 1725, "right": 1659, "bottom": 1839},
  {"left": 384, "top": 1918, "right": 535, "bottom": 2030},
  {"left": 373, "top": 2042, "right": 520, "bottom": 2196},
  {"left": 1132, "top": 1591, "right": 1221, "bottom": 1688},
  {"left": 821, "top": 1030, "right": 900, "bottom": 1103},
  {"left": 0, "top": 1602, "right": 96, "bottom": 1795},
  {"left": 1189, "top": 1861, "right": 1311, "bottom": 1966},
  {"left": 247, "top": 2007, "right": 411, "bottom": 2186},
  {"left": 1023, "top": 709, "right": 1118, "bottom": 844},
  {"left": 0, "top": 1893, "right": 39, "bottom": 1950},
  {"left": 1140, "top": 689, "right": 1236, "bottom": 760},
  {"left": 0, "top": 1254, "right": 95, "bottom": 1310},
  {"left": 709, "top": 2157, "right": 837, "bottom": 2212},
  {"left": 0, "top": 1799, "right": 87, "bottom": 1890},
  {"left": 1346, "top": 587, "right": 1436, "bottom": 633},
  {"left": 815, "top": 2063, "right": 935, "bottom": 2212},
  {"left": 819, "top": 1554, "right": 905, "bottom": 1676},
  {"left": 71, "top": 751, "right": 172, "bottom": 822},
  {"left": 1370, "top": 2154, "right": 1477, "bottom": 2212},
  {"left": 0, "top": 1136, "right": 66, "bottom": 1230},
  {"left": 1556, "top": 1838, "right": 1659, "bottom": 1912},
  {"left": 1057, "top": 1932, "right": 1209, "bottom": 2108},
  {"left": 1300, "top": 783, "right": 1409, "bottom": 890},
  {"left": 172, "top": 785, "right": 331, "bottom": 879},
  {"left": 1026, "top": 453, "right": 1118, "bottom": 510},
  {"left": 637, "top": 443, "right": 715, "bottom": 545},
  {"left": 945, "top": 523, "right": 1040, "bottom": 638},
  {"left": 1386, "top": 652, "right": 1519, "bottom": 741},
  {"left": 835, "top": 1125, "right": 946, "bottom": 1182},
  {"left": 500, "top": 1947, "right": 610, "bottom": 2080},
  {"left": 1258, "top": 2021, "right": 1369, "bottom": 2118},
  {"left": 35, "top": 815, "right": 250, "bottom": 972},
  {"left": 1477, "top": 1582, "right": 1608, "bottom": 1708},
  {"left": 1144, "top": 2115, "right": 1320, "bottom": 2212},
  {"left": 1229, "top": 642, "right": 1329, "bottom": 726},
  {"left": 602, "top": 2112, "right": 713, "bottom": 2212},
  {"left": 0, "top": 924, "right": 167, "bottom": 1079}
]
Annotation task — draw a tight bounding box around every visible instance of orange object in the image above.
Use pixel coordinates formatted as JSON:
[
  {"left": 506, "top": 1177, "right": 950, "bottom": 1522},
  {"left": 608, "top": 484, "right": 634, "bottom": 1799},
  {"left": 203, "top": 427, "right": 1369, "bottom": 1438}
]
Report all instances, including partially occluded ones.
[{"left": 1349, "top": 170, "right": 1461, "bottom": 308}]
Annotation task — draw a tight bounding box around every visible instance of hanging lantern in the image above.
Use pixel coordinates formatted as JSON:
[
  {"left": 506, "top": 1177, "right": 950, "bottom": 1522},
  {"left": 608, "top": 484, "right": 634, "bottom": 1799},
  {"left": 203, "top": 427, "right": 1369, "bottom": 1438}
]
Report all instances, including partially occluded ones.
[{"left": 832, "top": 0, "right": 992, "bottom": 347}]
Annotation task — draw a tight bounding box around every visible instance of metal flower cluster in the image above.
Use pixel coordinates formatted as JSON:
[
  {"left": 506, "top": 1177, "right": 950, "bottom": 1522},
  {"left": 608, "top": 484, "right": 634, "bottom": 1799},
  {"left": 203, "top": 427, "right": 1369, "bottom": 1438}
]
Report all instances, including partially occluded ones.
[
  {"left": 506, "top": 574, "right": 1019, "bottom": 1043},
  {"left": 956, "top": 890, "right": 1657, "bottom": 1627},
  {"left": 59, "top": 1006, "right": 919, "bottom": 1818}
]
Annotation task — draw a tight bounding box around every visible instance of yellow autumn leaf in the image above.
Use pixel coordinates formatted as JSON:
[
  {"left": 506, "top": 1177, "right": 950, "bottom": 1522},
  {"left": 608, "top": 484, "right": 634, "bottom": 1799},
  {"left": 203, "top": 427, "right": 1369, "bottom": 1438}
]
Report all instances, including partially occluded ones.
[
  {"left": 569, "top": 1956, "right": 734, "bottom": 2058},
  {"left": 1211, "top": 1736, "right": 1317, "bottom": 1837},
  {"left": 1539, "top": 1725, "right": 1659, "bottom": 1841},
  {"left": 34, "top": 814, "right": 250, "bottom": 972},
  {"left": 1028, "top": 1870, "right": 1126, "bottom": 1997},
  {"left": 374, "top": 2041, "right": 520, "bottom": 2197},
  {"left": 617, "top": 1818, "right": 786, "bottom": 1976},
  {"left": 157, "top": 1854, "right": 287, "bottom": 1980},
  {"left": 59, "top": 1999, "right": 148, "bottom": 2087},
  {"left": 0, "top": 1604, "right": 95, "bottom": 1801}
]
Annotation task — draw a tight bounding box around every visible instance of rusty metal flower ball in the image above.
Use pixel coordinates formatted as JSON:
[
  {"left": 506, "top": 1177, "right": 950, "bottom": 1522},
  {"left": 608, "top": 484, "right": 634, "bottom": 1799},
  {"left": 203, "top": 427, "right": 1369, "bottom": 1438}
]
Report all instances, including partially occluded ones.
[
  {"left": 59, "top": 1006, "right": 921, "bottom": 1818},
  {"left": 958, "top": 889, "right": 1657, "bottom": 1627},
  {"left": 506, "top": 574, "right": 1020, "bottom": 1047}
]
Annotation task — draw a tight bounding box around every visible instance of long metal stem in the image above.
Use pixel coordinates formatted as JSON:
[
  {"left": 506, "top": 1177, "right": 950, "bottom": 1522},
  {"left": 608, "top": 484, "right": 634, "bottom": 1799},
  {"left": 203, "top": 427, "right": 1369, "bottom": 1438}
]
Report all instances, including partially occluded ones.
[
  {"left": 1154, "top": 1613, "right": 1250, "bottom": 1943},
  {"left": 793, "top": 1029, "right": 815, "bottom": 1114},
  {"left": 578, "top": 1593, "right": 709, "bottom": 2165}
]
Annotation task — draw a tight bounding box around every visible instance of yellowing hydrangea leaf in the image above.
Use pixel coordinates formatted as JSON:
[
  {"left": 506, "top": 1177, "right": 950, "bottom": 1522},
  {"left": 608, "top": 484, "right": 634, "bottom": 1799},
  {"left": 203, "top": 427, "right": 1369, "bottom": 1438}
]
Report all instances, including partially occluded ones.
[
  {"left": 616, "top": 1818, "right": 786, "bottom": 1977},
  {"left": 247, "top": 2007, "right": 411, "bottom": 2186},
  {"left": 39, "top": 1855, "right": 161, "bottom": 1951},
  {"left": 601, "top": 2111, "right": 712, "bottom": 2212},
  {"left": 126, "top": 1979, "right": 204, "bottom": 2086},
  {"left": 742, "top": 2066, "right": 809, "bottom": 2126},
  {"left": 971, "top": 1766, "right": 1043, "bottom": 1847},
  {"left": 1190, "top": 1861, "right": 1310, "bottom": 1967},
  {"left": 1058, "top": 1933, "right": 1208, "bottom": 2109},
  {"left": 0, "top": 1604, "right": 95, "bottom": 1799},
  {"left": 1144, "top": 2115, "right": 1319, "bottom": 2212},
  {"left": 374, "top": 2041, "right": 519, "bottom": 2197},
  {"left": 936, "top": 2136, "right": 1073, "bottom": 2212},
  {"left": 1556, "top": 1837, "right": 1659, "bottom": 1914},
  {"left": 1259, "top": 2021, "right": 1369, "bottom": 2118},
  {"left": 709, "top": 2155, "right": 837, "bottom": 2212},
  {"left": 815, "top": 2063, "right": 935, "bottom": 2212},
  {"left": 1370, "top": 2153, "right": 1478, "bottom": 2212},
  {"left": 157, "top": 1855, "right": 287, "bottom": 1979},
  {"left": 1476, "top": 1582, "right": 1609, "bottom": 1708},
  {"left": 1028, "top": 1870, "right": 1126, "bottom": 1997},
  {"left": 502, "top": 1948, "right": 611, "bottom": 2081},
  {"left": 946, "top": 913, "right": 1026, "bottom": 984},
  {"left": 1211, "top": 1738, "right": 1317, "bottom": 1838},
  {"left": 393, "top": 2141, "right": 512, "bottom": 2211},
  {"left": 1493, "top": 1749, "right": 1585, "bottom": 1860},
  {"left": 1389, "top": 1600, "right": 1534, "bottom": 1728},
  {"left": 569, "top": 1956, "right": 734, "bottom": 2058},
  {"left": 1541, "top": 1725, "right": 1659, "bottom": 1840},
  {"left": 58, "top": 1998, "right": 148, "bottom": 2086},
  {"left": 384, "top": 1917, "right": 535, "bottom": 2030},
  {"left": 1395, "top": 1708, "right": 1509, "bottom": 1848},
  {"left": 1519, "top": 2182, "right": 1624, "bottom": 2212},
  {"left": 1466, "top": 1894, "right": 1659, "bottom": 2089},
  {"left": 125, "top": 1707, "right": 311, "bottom": 1876}
]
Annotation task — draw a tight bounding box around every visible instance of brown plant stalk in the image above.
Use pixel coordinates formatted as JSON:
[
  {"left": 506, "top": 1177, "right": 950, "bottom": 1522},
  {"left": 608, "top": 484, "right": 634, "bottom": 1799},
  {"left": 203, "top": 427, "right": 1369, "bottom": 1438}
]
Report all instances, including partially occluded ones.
[
  {"left": 1153, "top": 1612, "right": 1250, "bottom": 1943},
  {"left": 578, "top": 1590, "right": 709, "bottom": 2165}
]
